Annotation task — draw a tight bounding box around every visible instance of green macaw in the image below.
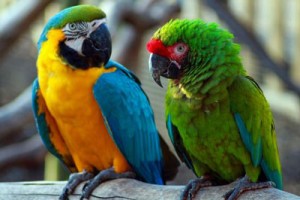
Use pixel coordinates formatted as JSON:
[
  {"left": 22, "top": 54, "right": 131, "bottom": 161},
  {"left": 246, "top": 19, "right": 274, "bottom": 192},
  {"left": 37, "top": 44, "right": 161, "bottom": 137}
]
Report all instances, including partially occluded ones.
[{"left": 147, "top": 19, "right": 282, "bottom": 199}]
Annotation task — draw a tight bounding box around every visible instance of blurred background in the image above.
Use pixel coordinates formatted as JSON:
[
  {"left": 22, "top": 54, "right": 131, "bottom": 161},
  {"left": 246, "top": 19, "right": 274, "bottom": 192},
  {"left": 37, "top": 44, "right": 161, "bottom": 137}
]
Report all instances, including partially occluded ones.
[{"left": 0, "top": 0, "right": 299, "bottom": 196}]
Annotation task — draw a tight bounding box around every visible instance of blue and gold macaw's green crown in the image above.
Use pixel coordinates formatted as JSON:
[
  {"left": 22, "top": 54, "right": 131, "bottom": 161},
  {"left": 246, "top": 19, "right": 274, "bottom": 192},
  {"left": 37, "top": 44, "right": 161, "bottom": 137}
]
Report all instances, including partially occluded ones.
[{"left": 37, "top": 5, "right": 106, "bottom": 51}]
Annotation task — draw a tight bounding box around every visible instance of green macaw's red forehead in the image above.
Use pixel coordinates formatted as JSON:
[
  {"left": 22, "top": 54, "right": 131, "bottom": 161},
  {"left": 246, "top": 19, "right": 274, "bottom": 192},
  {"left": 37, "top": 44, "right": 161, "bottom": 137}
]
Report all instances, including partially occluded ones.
[
  {"left": 147, "top": 19, "right": 201, "bottom": 56},
  {"left": 148, "top": 18, "right": 236, "bottom": 55},
  {"left": 147, "top": 39, "right": 169, "bottom": 57},
  {"left": 146, "top": 19, "right": 187, "bottom": 56}
]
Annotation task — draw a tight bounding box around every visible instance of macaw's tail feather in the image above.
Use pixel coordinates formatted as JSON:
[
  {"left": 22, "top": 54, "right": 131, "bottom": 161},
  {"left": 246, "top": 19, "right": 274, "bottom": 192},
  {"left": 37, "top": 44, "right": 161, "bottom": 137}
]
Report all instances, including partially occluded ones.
[
  {"left": 138, "top": 161, "right": 164, "bottom": 185},
  {"left": 159, "top": 134, "right": 180, "bottom": 182}
]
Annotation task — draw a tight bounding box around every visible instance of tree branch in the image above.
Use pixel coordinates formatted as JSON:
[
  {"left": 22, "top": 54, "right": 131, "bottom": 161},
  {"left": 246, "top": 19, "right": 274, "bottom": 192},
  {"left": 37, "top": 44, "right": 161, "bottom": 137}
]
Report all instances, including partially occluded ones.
[
  {"left": 0, "top": 179, "right": 299, "bottom": 200},
  {"left": 110, "top": 0, "right": 181, "bottom": 69},
  {"left": 0, "top": 86, "right": 33, "bottom": 140},
  {"left": 0, "top": 135, "right": 46, "bottom": 171},
  {"left": 0, "top": 0, "right": 54, "bottom": 61}
]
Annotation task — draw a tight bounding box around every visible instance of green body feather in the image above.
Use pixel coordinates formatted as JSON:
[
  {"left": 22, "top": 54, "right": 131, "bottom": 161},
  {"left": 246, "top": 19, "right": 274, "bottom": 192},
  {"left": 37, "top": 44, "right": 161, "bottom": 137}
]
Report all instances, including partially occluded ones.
[{"left": 154, "top": 19, "right": 282, "bottom": 189}]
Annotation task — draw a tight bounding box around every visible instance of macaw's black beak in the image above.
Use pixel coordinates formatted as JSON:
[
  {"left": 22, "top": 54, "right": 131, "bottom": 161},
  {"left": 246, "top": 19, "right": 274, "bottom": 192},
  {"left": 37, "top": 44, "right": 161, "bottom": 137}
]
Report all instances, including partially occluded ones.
[
  {"left": 82, "top": 23, "right": 112, "bottom": 66},
  {"left": 149, "top": 53, "right": 181, "bottom": 87},
  {"left": 59, "top": 23, "right": 112, "bottom": 69}
]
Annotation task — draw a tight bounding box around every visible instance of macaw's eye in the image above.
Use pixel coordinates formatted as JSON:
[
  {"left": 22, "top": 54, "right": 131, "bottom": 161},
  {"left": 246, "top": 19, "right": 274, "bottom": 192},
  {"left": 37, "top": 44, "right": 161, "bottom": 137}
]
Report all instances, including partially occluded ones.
[
  {"left": 69, "top": 23, "right": 77, "bottom": 30},
  {"left": 176, "top": 44, "right": 185, "bottom": 53},
  {"left": 91, "top": 21, "right": 97, "bottom": 27},
  {"left": 174, "top": 43, "right": 188, "bottom": 55}
]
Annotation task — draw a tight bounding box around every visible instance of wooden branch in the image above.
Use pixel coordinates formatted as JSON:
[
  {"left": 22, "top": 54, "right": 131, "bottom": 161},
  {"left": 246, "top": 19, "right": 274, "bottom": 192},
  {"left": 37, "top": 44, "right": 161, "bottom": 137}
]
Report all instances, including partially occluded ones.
[
  {"left": 110, "top": 0, "right": 181, "bottom": 69},
  {"left": 0, "top": 86, "right": 33, "bottom": 140},
  {"left": 121, "top": 2, "right": 180, "bottom": 31},
  {"left": 0, "top": 0, "right": 54, "bottom": 61},
  {"left": 0, "top": 179, "right": 299, "bottom": 200},
  {"left": 0, "top": 135, "right": 46, "bottom": 170}
]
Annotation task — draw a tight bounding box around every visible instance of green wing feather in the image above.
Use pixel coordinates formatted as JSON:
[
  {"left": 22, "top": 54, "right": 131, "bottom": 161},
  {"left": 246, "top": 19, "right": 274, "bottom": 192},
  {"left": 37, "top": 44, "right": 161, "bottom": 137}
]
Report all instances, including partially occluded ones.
[{"left": 229, "top": 76, "right": 282, "bottom": 189}]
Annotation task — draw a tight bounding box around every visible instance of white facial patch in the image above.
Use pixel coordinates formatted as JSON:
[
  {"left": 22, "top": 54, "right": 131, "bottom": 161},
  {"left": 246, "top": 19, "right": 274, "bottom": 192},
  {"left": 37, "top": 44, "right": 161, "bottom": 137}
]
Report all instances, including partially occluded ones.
[
  {"left": 64, "top": 37, "right": 85, "bottom": 55},
  {"left": 62, "top": 18, "right": 107, "bottom": 55},
  {"left": 149, "top": 53, "right": 153, "bottom": 72}
]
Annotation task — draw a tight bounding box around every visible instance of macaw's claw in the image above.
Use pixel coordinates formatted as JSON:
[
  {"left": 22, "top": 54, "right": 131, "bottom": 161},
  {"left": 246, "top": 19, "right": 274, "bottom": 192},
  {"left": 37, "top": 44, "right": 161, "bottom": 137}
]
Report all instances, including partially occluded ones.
[
  {"left": 59, "top": 170, "right": 94, "bottom": 200},
  {"left": 180, "top": 176, "right": 215, "bottom": 200},
  {"left": 80, "top": 168, "right": 136, "bottom": 200},
  {"left": 223, "top": 176, "right": 275, "bottom": 200}
]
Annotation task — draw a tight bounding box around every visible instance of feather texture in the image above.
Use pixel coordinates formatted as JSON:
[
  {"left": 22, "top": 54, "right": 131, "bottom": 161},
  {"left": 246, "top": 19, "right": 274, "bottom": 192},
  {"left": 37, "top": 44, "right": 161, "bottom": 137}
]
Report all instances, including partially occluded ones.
[
  {"left": 93, "top": 60, "right": 164, "bottom": 184},
  {"left": 147, "top": 19, "right": 282, "bottom": 189},
  {"left": 229, "top": 76, "right": 282, "bottom": 189}
]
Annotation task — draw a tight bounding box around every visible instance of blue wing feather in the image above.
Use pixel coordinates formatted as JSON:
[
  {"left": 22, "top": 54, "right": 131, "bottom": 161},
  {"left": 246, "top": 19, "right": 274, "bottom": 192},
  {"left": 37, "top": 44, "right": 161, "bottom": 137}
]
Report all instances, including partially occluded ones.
[
  {"left": 234, "top": 113, "right": 283, "bottom": 189},
  {"left": 234, "top": 113, "right": 262, "bottom": 167},
  {"left": 93, "top": 60, "right": 163, "bottom": 184},
  {"left": 261, "top": 159, "right": 283, "bottom": 189},
  {"left": 235, "top": 113, "right": 282, "bottom": 189},
  {"left": 230, "top": 76, "right": 282, "bottom": 190}
]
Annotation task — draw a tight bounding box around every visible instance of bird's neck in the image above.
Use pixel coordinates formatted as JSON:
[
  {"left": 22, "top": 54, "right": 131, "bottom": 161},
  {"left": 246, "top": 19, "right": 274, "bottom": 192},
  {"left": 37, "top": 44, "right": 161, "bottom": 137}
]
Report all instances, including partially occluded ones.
[{"left": 171, "top": 61, "right": 245, "bottom": 104}]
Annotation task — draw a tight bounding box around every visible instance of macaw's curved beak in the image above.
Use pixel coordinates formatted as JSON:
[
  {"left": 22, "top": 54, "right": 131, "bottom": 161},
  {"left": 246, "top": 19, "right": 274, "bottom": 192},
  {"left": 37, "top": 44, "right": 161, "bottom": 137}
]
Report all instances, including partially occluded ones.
[
  {"left": 149, "top": 53, "right": 181, "bottom": 87},
  {"left": 82, "top": 23, "right": 112, "bottom": 66}
]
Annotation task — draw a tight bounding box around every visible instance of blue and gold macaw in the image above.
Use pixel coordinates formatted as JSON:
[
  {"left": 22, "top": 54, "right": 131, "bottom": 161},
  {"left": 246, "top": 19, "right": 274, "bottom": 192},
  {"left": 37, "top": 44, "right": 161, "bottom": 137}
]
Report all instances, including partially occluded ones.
[{"left": 32, "top": 5, "right": 177, "bottom": 200}]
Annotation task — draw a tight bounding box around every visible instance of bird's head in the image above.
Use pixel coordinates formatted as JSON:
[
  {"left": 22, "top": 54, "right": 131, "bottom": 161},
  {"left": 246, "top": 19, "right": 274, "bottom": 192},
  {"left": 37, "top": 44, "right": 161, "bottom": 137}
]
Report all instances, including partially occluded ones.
[
  {"left": 147, "top": 19, "right": 242, "bottom": 87},
  {"left": 37, "top": 5, "right": 111, "bottom": 69}
]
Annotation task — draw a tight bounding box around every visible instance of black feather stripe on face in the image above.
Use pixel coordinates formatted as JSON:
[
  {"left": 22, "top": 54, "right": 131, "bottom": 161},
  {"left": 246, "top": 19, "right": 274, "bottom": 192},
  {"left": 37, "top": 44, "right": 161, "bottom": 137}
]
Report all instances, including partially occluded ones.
[{"left": 59, "top": 42, "right": 90, "bottom": 69}]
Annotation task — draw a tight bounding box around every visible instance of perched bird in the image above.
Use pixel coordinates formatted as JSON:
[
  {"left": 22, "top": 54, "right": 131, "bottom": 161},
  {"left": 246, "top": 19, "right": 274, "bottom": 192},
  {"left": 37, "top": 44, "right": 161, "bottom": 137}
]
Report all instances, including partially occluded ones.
[
  {"left": 32, "top": 5, "right": 178, "bottom": 200},
  {"left": 147, "top": 19, "right": 282, "bottom": 200}
]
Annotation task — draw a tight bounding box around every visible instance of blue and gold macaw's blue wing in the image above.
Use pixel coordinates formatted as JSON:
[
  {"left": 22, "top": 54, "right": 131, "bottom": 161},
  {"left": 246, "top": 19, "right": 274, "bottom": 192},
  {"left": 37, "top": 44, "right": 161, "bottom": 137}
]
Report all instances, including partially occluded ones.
[
  {"left": 93, "top": 60, "right": 164, "bottom": 185},
  {"left": 32, "top": 79, "right": 76, "bottom": 172}
]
